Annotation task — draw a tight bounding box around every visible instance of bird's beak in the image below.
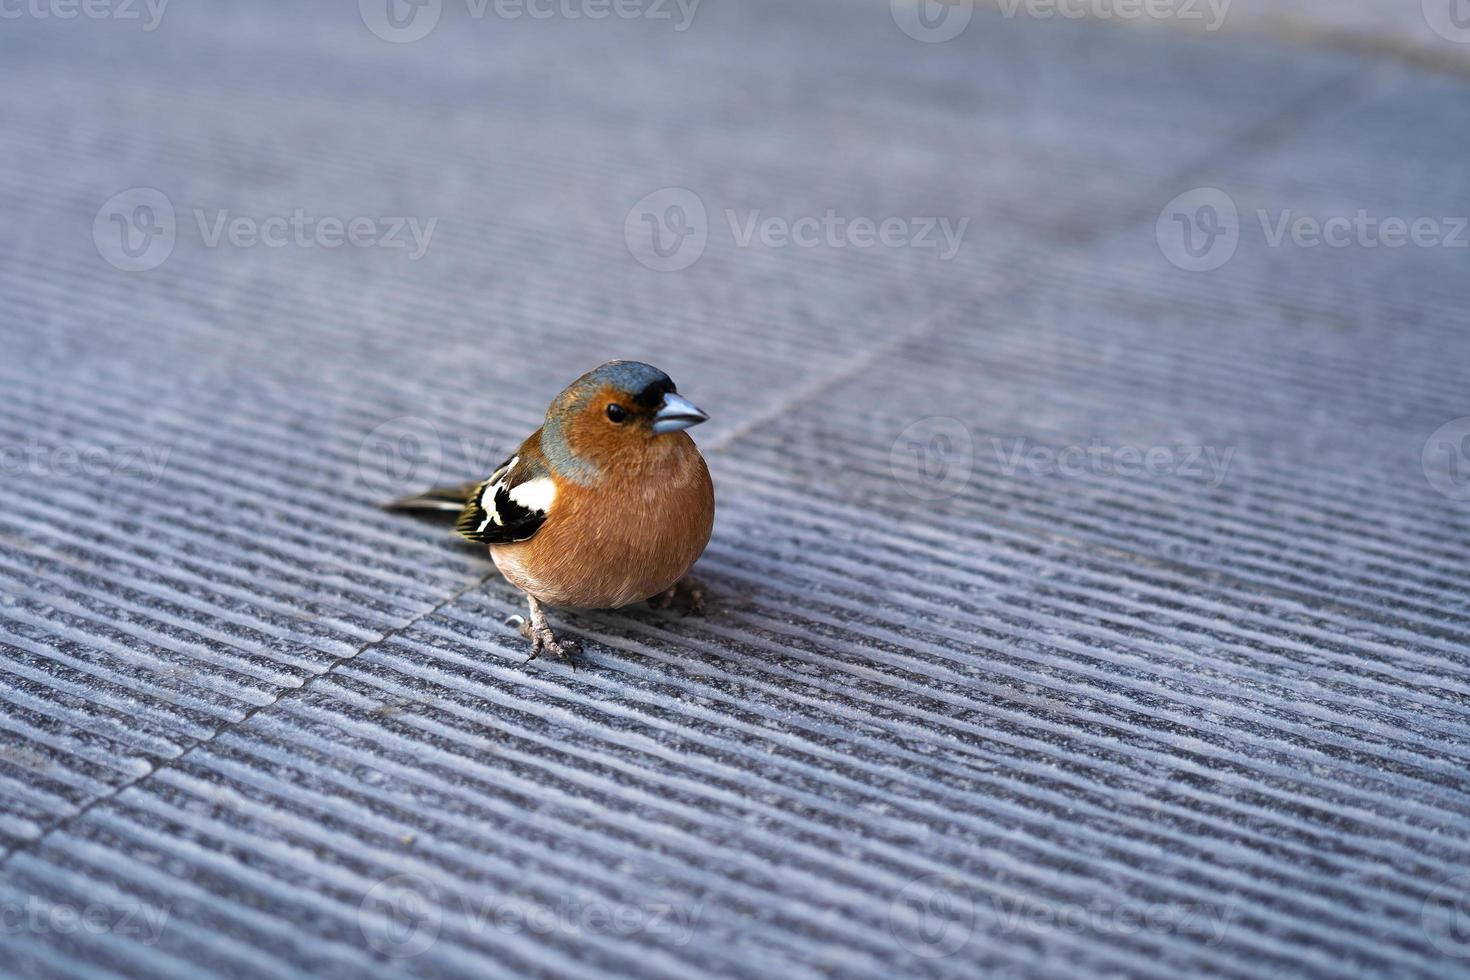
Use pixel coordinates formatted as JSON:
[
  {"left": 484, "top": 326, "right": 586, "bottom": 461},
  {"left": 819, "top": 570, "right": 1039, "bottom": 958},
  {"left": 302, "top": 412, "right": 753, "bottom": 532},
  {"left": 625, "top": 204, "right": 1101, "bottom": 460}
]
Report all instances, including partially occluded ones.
[{"left": 652, "top": 392, "right": 710, "bottom": 434}]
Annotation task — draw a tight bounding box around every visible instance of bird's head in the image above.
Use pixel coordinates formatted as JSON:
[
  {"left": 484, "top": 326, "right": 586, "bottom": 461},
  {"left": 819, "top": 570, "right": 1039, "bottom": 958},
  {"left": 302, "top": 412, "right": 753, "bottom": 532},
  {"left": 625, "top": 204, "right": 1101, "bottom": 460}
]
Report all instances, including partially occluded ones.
[{"left": 541, "top": 361, "right": 709, "bottom": 478}]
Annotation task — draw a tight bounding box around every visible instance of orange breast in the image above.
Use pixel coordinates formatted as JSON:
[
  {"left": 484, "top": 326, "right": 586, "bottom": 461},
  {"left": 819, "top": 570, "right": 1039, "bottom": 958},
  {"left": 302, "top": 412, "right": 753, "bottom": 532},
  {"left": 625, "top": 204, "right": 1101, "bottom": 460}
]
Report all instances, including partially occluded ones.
[{"left": 491, "top": 436, "right": 714, "bottom": 609}]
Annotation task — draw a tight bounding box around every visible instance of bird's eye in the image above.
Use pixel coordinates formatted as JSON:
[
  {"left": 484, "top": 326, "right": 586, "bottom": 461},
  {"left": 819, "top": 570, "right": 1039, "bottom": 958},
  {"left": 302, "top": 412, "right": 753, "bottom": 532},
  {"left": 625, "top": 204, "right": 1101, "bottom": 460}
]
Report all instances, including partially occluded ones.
[{"left": 606, "top": 404, "right": 629, "bottom": 423}]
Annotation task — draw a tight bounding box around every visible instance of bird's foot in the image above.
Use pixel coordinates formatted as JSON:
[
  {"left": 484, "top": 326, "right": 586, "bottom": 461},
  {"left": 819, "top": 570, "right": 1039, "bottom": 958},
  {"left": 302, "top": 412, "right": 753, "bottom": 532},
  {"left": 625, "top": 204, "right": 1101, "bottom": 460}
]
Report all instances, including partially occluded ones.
[
  {"left": 507, "top": 612, "right": 581, "bottom": 669},
  {"left": 651, "top": 576, "right": 706, "bottom": 617}
]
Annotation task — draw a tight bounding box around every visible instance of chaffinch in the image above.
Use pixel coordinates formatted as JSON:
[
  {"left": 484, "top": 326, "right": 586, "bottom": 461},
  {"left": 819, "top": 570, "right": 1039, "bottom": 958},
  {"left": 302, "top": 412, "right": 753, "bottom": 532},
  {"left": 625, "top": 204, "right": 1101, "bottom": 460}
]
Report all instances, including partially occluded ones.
[{"left": 388, "top": 361, "right": 715, "bottom": 666}]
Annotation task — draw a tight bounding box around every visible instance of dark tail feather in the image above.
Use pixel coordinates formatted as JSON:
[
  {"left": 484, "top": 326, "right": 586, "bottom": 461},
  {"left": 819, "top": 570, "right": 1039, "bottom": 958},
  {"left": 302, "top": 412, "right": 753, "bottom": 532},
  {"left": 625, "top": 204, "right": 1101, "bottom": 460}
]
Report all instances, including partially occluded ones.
[{"left": 383, "top": 481, "right": 481, "bottom": 515}]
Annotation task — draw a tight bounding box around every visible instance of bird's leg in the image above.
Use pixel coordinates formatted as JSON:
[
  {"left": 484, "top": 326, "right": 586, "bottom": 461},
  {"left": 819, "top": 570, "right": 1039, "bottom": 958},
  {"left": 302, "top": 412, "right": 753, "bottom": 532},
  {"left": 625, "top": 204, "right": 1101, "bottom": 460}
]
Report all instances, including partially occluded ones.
[
  {"left": 516, "top": 595, "right": 580, "bottom": 668},
  {"left": 678, "top": 576, "right": 707, "bottom": 616},
  {"left": 650, "top": 576, "right": 706, "bottom": 616}
]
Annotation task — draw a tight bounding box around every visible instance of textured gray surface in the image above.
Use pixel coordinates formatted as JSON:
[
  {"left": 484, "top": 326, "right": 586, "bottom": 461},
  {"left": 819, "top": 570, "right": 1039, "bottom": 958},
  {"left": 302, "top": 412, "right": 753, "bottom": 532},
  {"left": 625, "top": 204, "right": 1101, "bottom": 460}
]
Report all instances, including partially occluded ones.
[{"left": 3, "top": 1, "right": 1470, "bottom": 977}]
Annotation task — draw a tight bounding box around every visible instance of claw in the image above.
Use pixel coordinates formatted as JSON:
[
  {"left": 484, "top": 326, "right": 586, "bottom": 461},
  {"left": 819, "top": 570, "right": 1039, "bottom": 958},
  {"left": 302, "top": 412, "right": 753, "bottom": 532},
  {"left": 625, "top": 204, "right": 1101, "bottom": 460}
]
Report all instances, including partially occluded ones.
[
  {"left": 517, "top": 596, "right": 581, "bottom": 668},
  {"left": 652, "top": 577, "right": 706, "bottom": 617},
  {"left": 682, "top": 579, "right": 706, "bottom": 617}
]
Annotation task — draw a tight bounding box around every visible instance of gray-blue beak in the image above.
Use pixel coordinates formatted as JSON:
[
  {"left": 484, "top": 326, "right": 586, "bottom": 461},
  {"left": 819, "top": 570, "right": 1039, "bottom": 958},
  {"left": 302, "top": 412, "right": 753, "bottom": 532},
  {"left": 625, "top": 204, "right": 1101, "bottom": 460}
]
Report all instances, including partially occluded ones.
[{"left": 652, "top": 392, "right": 710, "bottom": 434}]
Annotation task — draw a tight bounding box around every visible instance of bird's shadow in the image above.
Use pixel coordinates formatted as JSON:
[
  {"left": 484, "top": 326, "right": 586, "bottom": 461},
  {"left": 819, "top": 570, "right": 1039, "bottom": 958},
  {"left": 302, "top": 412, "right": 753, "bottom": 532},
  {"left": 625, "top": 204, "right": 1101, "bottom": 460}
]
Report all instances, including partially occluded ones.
[
  {"left": 402, "top": 515, "right": 739, "bottom": 671},
  {"left": 507, "top": 571, "right": 742, "bottom": 671}
]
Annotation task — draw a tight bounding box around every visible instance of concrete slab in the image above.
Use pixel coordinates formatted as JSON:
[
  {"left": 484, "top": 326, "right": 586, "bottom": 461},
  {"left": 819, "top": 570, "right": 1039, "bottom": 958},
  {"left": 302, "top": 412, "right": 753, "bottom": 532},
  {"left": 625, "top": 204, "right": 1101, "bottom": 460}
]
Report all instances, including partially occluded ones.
[{"left": 1, "top": 1, "right": 1468, "bottom": 977}]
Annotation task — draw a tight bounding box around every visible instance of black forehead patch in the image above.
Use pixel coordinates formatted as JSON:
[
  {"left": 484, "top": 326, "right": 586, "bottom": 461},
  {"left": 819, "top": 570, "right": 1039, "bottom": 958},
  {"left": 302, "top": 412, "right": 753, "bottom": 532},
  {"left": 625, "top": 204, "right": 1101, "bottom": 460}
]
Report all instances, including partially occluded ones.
[
  {"left": 586, "top": 361, "right": 676, "bottom": 406},
  {"left": 633, "top": 376, "right": 676, "bottom": 407}
]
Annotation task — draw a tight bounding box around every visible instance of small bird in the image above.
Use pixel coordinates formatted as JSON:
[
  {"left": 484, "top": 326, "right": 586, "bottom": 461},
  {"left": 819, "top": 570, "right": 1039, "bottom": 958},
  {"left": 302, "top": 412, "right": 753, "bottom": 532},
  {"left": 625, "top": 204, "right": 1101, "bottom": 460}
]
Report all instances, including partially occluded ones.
[{"left": 387, "top": 361, "right": 715, "bottom": 666}]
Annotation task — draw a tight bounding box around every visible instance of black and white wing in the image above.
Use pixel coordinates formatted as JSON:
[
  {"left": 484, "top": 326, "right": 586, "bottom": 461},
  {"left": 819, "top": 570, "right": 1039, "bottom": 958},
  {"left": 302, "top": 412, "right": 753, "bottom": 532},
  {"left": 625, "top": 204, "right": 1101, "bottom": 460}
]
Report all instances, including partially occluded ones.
[{"left": 454, "top": 452, "right": 557, "bottom": 544}]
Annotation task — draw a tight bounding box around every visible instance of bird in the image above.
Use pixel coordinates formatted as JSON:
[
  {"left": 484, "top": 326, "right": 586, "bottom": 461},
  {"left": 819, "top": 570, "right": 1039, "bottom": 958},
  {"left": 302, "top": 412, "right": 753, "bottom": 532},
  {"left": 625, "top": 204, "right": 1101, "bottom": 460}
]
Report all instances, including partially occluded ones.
[{"left": 386, "top": 361, "right": 715, "bottom": 666}]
